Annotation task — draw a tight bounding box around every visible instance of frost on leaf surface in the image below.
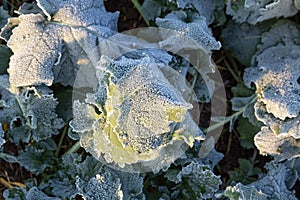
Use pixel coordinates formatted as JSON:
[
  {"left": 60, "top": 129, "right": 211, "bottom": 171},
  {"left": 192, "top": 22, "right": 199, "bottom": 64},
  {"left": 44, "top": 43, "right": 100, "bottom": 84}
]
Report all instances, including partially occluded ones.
[
  {"left": 226, "top": 0, "right": 298, "bottom": 24},
  {"left": 256, "top": 20, "right": 300, "bottom": 55},
  {"left": 0, "top": 6, "right": 10, "bottom": 29},
  {"left": 3, "top": 187, "right": 60, "bottom": 200},
  {"left": 156, "top": 10, "right": 221, "bottom": 52},
  {"left": 0, "top": 126, "right": 5, "bottom": 148},
  {"left": 49, "top": 154, "right": 145, "bottom": 199},
  {"left": 244, "top": 45, "right": 300, "bottom": 120},
  {"left": 70, "top": 56, "right": 203, "bottom": 172},
  {"left": 6, "top": 0, "right": 119, "bottom": 87},
  {"left": 176, "top": 0, "right": 225, "bottom": 24},
  {"left": 170, "top": 162, "right": 221, "bottom": 199},
  {"left": 223, "top": 183, "right": 267, "bottom": 200},
  {"left": 76, "top": 174, "right": 123, "bottom": 200},
  {"left": 241, "top": 19, "right": 300, "bottom": 160},
  {"left": 249, "top": 162, "right": 297, "bottom": 200},
  {"left": 221, "top": 20, "right": 262, "bottom": 66},
  {"left": 0, "top": 75, "right": 64, "bottom": 144}
]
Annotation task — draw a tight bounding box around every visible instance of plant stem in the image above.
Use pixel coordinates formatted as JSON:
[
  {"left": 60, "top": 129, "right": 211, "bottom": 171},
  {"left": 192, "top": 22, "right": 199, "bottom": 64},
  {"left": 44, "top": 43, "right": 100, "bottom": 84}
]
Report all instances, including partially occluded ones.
[
  {"left": 203, "top": 94, "right": 257, "bottom": 133},
  {"left": 203, "top": 108, "right": 244, "bottom": 133},
  {"left": 224, "top": 59, "right": 242, "bottom": 84},
  {"left": 131, "top": 0, "right": 150, "bottom": 26},
  {"left": 55, "top": 122, "right": 70, "bottom": 157},
  {"left": 63, "top": 141, "right": 81, "bottom": 156}
]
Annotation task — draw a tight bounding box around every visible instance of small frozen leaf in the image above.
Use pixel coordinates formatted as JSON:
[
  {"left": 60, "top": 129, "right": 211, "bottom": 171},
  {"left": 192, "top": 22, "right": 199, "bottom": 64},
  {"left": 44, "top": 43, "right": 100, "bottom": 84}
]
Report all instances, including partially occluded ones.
[
  {"left": 0, "top": 126, "right": 4, "bottom": 147},
  {"left": 18, "top": 144, "right": 57, "bottom": 175},
  {"left": 25, "top": 187, "right": 60, "bottom": 200},
  {"left": 250, "top": 162, "right": 298, "bottom": 200},
  {"left": 226, "top": 0, "right": 298, "bottom": 24},
  {"left": 254, "top": 126, "right": 300, "bottom": 161},
  {"left": 0, "top": 17, "right": 20, "bottom": 41},
  {"left": 142, "top": 0, "right": 165, "bottom": 21},
  {"left": 156, "top": 10, "right": 221, "bottom": 52},
  {"left": 0, "top": 6, "right": 10, "bottom": 29},
  {"left": 0, "top": 44, "right": 12, "bottom": 75},
  {"left": 3, "top": 187, "right": 26, "bottom": 200},
  {"left": 16, "top": 2, "right": 43, "bottom": 15},
  {"left": 176, "top": 0, "right": 225, "bottom": 24},
  {"left": 284, "top": 158, "right": 300, "bottom": 189},
  {"left": 173, "top": 162, "right": 221, "bottom": 199},
  {"left": 0, "top": 75, "right": 64, "bottom": 144},
  {"left": 76, "top": 174, "right": 123, "bottom": 200},
  {"left": 223, "top": 183, "right": 267, "bottom": 200},
  {"left": 50, "top": 154, "right": 145, "bottom": 199},
  {"left": 256, "top": 20, "right": 300, "bottom": 55},
  {"left": 221, "top": 21, "right": 262, "bottom": 66}
]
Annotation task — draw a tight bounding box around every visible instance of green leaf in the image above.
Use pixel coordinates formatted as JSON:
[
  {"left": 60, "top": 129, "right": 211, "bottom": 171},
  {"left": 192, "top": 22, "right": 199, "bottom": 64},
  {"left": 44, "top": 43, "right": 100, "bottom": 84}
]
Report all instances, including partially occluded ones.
[
  {"left": 18, "top": 143, "right": 57, "bottom": 175},
  {"left": 237, "top": 117, "right": 261, "bottom": 149},
  {"left": 0, "top": 44, "right": 12, "bottom": 75},
  {"left": 223, "top": 183, "right": 267, "bottom": 200},
  {"left": 229, "top": 159, "right": 262, "bottom": 185}
]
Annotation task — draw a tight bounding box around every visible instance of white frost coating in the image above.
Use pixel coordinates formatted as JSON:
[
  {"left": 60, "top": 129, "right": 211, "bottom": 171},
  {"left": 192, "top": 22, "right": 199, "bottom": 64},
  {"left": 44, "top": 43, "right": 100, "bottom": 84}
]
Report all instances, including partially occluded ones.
[
  {"left": 156, "top": 10, "right": 221, "bottom": 52},
  {"left": 244, "top": 45, "right": 300, "bottom": 120},
  {"left": 0, "top": 75, "right": 65, "bottom": 143},
  {"left": 7, "top": 14, "right": 62, "bottom": 87},
  {"left": 250, "top": 162, "right": 298, "bottom": 200},
  {"left": 5, "top": 0, "right": 119, "bottom": 88},
  {"left": 226, "top": 0, "right": 298, "bottom": 24},
  {"left": 71, "top": 56, "right": 203, "bottom": 172},
  {"left": 176, "top": 0, "right": 225, "bottom": 25},
  {"left": 254, "top": 126, "right": 300, "bottom": 161}
]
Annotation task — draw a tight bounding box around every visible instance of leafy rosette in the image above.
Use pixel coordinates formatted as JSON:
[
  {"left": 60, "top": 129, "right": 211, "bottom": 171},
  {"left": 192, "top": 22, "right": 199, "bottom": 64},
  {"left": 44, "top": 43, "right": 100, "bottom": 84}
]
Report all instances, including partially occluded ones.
[
  {"left": 243, "top": 20, "right": 300, "bottom": 161},
  {"left": 70, "top": 55, "right": 203, "bottom": 173}
]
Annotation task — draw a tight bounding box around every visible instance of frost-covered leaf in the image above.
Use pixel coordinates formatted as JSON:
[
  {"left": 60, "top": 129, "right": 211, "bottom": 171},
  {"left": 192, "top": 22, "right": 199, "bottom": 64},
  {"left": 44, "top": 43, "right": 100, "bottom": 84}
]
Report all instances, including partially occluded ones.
[
  {"left": 49, "top": 154, "right": 145, "bottom": 199},
  {"left": 0, "top": 44, "right": 12, "bottom": 75},
  {"left": 221, "top": 20, "right": 262, "bottom": 66},
  {"left": 0, "top": 75, "right": 64, "bottom": 144},
  {"left": 16, "top": 2, "right": 43, "bottom": 15},
  {"left": 285, "top": 158, "right": 300, "bottom": 189},
  {"left": 256, "top": 19, "right": 300, "bottom": 55},
  {"left": 0, "top": 152, "right": 18, "bottom": 163},
  {"left": 223, "top": 183, "right": 267, "bottom": 200},
  {"left": 0, "top": 126, "right": 4, "bottom": 147},
  {"left": 3, "top": 187, "right": 60, "bottom": 200},
  {"left": 0, "top": 17, "right": 20, "bottom": 41},
  {"left": 25, "top": 187, "right": 60, "bottom": 200},
  {"left": 244, "top": 45, "right": 300, "bottom": 120},
  {"left": 250, "top": 162, "right": 297, "bottom": 200},
  {"left": 237, "top": 117, "right": 261, "bottom": 149},
  {"left": 226, "top": 0, "right": 298, "bottom": 24},
  {"left": 169, "top": 162, "right": 221, "bottom": 199},
  {"left": 228, "top": 159, "right": 262, "bottom": 185},
  {"left": 156, "top": 10, "right": 221, "bottom": 52},
  {"left": 6, "top": 0, "right": 119, "bottom": 87},
  {"left": 71, "top": 55, "right": 203, "bottom": 172},
  {"left": 176, "top": 0, "right": 225, "bottom": 24},
  {"left": 141, "top": 0, "right": 166, "bottom": 21},
  {"left": 18, "top": 142, "right": 57, "bottom": 175},
  {"left": 0, "top": 6, "right": 10, "bottom": 29},
  {"left": 3, "top": 187, "right": 26, "bottom": 200},
  {"left": 75, "top": 174, "right": 123, "bottom": 200},
  {"left": 254, "top": 126, "right": 300, "bottom": 161}
]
